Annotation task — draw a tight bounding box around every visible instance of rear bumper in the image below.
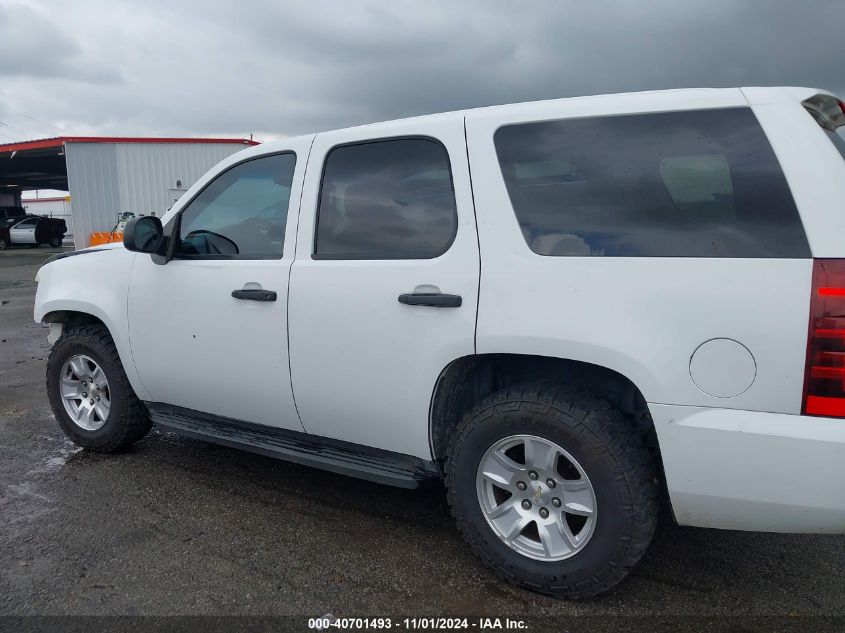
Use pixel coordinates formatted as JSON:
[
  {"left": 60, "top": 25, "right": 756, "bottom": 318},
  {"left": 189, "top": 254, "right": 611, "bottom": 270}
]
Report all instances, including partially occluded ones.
[{"left": 650, "top": 404, "right": 845, "bottom": 533}]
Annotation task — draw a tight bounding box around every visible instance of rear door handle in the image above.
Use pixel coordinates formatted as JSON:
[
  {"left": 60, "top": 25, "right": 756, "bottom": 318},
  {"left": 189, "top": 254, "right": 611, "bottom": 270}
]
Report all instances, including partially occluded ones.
[
  {"left": 232, "top": 288, "right": 277, "bottom": 302},
  {"left": 398, "top": 292, "right": 462, "bottom": 308}
]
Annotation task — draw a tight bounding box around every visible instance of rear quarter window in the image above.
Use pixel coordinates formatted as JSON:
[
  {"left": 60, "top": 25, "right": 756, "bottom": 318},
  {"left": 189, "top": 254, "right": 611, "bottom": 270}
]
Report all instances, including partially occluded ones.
[{"left": 494, "top": 108, "right": 811, "bottom": 258}]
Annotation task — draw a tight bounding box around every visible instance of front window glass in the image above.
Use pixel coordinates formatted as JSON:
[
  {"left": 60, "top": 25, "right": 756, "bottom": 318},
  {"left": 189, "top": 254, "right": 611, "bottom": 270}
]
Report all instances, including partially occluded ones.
[{"left": 177, "top": 153, "right": 296, "bottom": 258}]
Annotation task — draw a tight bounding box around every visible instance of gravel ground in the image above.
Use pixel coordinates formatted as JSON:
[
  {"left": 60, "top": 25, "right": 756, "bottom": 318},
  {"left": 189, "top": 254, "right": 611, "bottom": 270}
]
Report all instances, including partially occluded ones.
[{"left": 0, "top": 247, "right": 843, "bottom": 623}]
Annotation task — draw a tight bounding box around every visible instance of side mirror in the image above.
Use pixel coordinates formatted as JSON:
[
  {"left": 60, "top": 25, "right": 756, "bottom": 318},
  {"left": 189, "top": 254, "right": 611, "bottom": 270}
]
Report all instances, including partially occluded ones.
[{"left": 123, "top": 216, "right": 164, "bottom": 254}]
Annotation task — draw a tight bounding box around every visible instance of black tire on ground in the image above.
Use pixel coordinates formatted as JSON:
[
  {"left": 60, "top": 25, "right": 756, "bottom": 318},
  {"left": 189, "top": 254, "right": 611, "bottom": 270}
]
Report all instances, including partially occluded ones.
[
  {"left": 46, "top": 324, "right": 151, "bottom": 452},
  {"left": 49, "top": 237, "right": 62, "bottom": 248},
  {"left": 0, "top": 238, "right": 6, "bottom": 250},
  {"left": 445, "top": 382, "right": 658, "bottom": 599}
]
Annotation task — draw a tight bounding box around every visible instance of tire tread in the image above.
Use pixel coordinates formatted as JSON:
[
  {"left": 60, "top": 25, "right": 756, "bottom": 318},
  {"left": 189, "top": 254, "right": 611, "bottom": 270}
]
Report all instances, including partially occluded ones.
[
  {"left": 444, "top": 381, "right": 658, "bottom": 599},
  {"left": 46, "top": 324, "right": 150, "bottom": 452}
]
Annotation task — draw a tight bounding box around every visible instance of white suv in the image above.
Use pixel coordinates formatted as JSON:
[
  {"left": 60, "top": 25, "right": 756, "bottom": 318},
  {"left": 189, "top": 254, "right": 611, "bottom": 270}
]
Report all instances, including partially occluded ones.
[{"left": 34, "top": 87, "right": 845, "bottom": 598}]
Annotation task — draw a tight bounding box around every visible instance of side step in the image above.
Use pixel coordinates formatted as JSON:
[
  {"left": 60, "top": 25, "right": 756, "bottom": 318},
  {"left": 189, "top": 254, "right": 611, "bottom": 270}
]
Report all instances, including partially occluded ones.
[{"left": 148, "top": 403, "right": 441, "bottom": 489}]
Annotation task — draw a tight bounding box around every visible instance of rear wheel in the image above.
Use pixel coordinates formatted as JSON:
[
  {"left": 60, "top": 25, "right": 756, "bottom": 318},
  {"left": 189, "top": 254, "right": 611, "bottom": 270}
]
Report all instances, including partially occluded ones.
[
  {"left": 0, "top": 237, "right": 6, "bottom": 250},
  {"left": 49, "top": 236, "right": 62, "bottom": 248},
  {"left": 445, "top": 382, "right": 658, "bottom": 598},
  {"left": 46, "top": 324, "right": 151, "bottom": 451}
]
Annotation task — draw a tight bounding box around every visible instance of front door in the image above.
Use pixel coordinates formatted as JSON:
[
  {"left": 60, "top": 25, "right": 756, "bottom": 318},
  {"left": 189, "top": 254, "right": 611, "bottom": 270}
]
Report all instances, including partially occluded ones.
[
  {"left": 288, "top": 117, "right": 479, "bottom": 459},
  {"left": 10, "top": 218, "right": 38, "bottom": 244},
  {"left": 127, "top": 139, "right": 312, "bottom": 431}
]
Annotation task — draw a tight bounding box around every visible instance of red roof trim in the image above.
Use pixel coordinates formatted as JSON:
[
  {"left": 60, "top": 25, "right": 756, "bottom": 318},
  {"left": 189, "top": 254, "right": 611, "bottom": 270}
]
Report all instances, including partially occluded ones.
[{"left": 0, "top": 136, "right": 259, "bottom": 153}]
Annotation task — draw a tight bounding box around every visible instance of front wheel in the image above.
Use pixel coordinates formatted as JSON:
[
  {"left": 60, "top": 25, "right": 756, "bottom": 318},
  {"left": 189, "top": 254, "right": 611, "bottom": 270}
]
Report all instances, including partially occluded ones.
[
  {"left": 445, "top": 383, "right": 658, "bottom": 599},
  {"left": 46, "top": 324, "right": 151, "bottom": 451}
]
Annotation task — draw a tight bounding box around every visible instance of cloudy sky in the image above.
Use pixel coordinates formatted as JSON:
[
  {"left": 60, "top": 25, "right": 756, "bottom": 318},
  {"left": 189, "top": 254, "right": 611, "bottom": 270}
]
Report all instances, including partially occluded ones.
[{"left": 0, "top": 0, "right": 843, "bottom": 145}]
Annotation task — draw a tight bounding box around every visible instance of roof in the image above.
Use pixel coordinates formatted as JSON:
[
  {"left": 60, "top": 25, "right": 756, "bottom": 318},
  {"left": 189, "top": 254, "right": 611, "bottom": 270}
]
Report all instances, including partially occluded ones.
[
  {"left": 0, "top": 136, "right": 258, "bottom": 154},
  {"left": 22, "top": 196, "right": 69, "bottom": 203},
  {"left": 249, "top": 86, "right": 835, "bottom": 158},
  {"left": 0, "top": 136, "right": 258, "bottom": 190}
]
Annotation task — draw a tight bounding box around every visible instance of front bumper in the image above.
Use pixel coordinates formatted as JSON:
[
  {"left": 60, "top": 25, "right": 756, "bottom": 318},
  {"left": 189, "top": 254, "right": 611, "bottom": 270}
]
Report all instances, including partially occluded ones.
[{"left": 650, "top": 404, "right": 845, "bottom": 533}]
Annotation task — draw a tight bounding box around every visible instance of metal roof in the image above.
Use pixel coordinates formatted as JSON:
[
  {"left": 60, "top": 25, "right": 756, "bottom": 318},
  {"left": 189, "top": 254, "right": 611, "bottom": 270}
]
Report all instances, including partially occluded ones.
[
  {"left": 21, "top": 196, "right": 69, "bottom": 202},
  {"left": 0, "top": 136, "right": 258, "bottom": 190},
  {"left": 0, "top": 136, "right": 257, "bottom": 153}
]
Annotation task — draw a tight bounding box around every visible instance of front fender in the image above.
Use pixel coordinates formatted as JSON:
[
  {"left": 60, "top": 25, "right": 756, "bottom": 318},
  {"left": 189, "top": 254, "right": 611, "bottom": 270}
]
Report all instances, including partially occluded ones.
[{"left": 34, "top": 249, "right": 151, "bottom": 401}]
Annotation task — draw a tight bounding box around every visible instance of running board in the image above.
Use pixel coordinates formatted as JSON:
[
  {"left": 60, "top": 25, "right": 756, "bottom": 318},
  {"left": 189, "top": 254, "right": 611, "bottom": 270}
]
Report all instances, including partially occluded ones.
[{"left": 147, "top": 403, "right": 441, "bottom": 489}]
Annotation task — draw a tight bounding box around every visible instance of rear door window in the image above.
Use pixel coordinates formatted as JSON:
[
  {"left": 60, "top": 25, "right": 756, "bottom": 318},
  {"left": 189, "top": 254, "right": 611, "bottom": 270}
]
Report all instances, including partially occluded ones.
[
  {"left": 494, "top": 108, "right": 811, "bottom": 258},
  {"left": 314, "top": 138, "right": 458, "bottom": 259}
]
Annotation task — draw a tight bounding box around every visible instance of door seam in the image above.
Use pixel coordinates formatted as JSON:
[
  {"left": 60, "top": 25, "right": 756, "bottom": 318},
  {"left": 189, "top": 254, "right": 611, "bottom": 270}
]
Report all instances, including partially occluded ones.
[
  {"left": 286, "top": 133, "right": 317, "bottom": 433},
  {"left": 463, "top": 116, "right": 482, "bottom": 355}
]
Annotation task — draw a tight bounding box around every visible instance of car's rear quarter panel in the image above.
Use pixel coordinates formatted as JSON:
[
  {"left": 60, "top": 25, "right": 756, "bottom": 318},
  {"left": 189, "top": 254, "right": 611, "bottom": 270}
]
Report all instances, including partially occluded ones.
[
  {"left": 465, "top": 88, "right": 845, "bottom": 532},
  {"left": 466, "top": 88, "right": 812, "bottom": 415}
]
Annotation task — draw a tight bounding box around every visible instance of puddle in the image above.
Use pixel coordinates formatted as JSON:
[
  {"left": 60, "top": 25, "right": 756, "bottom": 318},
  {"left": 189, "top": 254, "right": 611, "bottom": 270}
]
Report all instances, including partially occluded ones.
[
  {"left": 6, "top": 482, "right": 51, "bottom": 502},
  {"left": 44, "top": 443, "right": 83, "bottom": 470},
  {"left": 23, "top": 440, "right": 83, "bottom": 477},
  {"left": 3, "top": 482, "right": 56, "bottom": 528}
]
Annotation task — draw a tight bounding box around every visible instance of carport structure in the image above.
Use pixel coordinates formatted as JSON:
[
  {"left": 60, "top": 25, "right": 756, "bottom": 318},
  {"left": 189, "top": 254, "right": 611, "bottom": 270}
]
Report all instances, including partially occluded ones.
[{"left": 0, "top": 136, "right": 258, "bottom": 248}]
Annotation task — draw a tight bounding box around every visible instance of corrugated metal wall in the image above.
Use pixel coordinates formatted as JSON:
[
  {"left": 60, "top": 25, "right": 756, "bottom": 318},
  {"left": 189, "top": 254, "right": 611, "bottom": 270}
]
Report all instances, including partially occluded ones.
[
  {"left": 65, "top": 142, "right": 249, "bottom": 249},
  {"left": 64, "top": 143, "right": 120, "bottom": 249}
]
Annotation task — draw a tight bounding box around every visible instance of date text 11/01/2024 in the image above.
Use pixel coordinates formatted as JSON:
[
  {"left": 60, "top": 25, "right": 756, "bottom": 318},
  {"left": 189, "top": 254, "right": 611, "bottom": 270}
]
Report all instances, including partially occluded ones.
[{"left": 308, "top": 617, "right": 528, "bottom": 630}]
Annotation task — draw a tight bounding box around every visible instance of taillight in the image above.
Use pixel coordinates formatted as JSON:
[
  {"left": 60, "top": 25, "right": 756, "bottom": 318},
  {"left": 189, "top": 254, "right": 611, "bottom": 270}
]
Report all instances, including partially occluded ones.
[{"left": 803, "top": 259, "right": 845, "bottom": 417}]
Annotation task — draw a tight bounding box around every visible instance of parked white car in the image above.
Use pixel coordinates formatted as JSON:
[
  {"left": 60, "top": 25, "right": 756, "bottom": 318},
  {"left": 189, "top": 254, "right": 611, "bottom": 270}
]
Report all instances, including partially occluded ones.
[
  {"left": 34, "top": 87, "right": 845, "bottom": 598},
  {"left": 4, "top": 214, "right": 66, "bottom": 248}
]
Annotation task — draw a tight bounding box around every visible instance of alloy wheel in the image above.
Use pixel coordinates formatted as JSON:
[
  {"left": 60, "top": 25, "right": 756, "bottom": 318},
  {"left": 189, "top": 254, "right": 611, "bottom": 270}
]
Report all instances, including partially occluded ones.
[
  {"left": 59, "top": 354, "right": 111, "bottom": 431},
  {"left": 475, "top": 434, "right": 597, "bottom": 561}
]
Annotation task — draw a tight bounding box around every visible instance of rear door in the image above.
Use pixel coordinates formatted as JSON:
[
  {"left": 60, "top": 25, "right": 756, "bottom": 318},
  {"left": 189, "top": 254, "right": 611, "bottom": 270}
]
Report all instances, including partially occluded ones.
[{"left": 288, "top": 116, "right": 479, "bottom": 459}]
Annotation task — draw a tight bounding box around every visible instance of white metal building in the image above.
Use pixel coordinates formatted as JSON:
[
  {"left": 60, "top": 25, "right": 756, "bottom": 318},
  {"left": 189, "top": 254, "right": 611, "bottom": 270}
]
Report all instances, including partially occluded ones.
[{"left": 0, "top": 136, "right": 257, "bottom": 248}]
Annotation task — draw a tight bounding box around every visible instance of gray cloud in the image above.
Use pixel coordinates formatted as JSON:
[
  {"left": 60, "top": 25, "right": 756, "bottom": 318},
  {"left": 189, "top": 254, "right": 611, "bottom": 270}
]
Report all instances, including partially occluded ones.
[
  {"left": 0, "top": 2, "right": 122, "bottom": 84},
  {"left": 0, "top": 0, "right": 843, "bottom": 143}
]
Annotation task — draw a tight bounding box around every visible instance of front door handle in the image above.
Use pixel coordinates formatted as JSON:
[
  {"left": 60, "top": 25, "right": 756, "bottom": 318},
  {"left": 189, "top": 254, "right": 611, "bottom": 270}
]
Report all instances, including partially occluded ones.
[
  {"left": 398, "top": 292, "right": 462, "bottom": 308},
  {"left": 232, "top": 288, "right": 277, "bottom": 302}
]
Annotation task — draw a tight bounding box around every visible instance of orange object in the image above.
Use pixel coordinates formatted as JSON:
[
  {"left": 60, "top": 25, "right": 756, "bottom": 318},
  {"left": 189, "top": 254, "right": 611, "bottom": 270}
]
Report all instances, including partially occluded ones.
[{"left": 89, "top": 232, "right": 123, "bottom": 246}]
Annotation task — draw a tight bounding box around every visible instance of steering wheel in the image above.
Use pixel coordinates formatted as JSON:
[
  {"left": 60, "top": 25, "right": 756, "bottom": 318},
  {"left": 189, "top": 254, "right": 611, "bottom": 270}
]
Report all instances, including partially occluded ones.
[{"left": 184, "top": 230, "right": 239, "bottom": 255}]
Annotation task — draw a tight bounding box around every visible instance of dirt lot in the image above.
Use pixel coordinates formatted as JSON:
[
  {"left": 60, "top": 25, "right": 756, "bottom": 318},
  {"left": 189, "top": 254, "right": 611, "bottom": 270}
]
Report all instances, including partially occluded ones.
[{"left": 0, "top": 247, "right": 843, "bottom": 622}]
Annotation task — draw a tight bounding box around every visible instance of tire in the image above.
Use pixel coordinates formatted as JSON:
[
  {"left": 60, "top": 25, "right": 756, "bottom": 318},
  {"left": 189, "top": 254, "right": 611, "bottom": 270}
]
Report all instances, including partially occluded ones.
[
  {"left": 445, "top": 382, "right": 658, "bottom": 599},
  {"left": 49, "top": 237, "right": 62, "bottom": 248},
  {"left": 46, "top": 324, "right": 151, "bottom": 452},
  {"left": 0, "top": 238, "right": 6, "bottom": 250}
]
